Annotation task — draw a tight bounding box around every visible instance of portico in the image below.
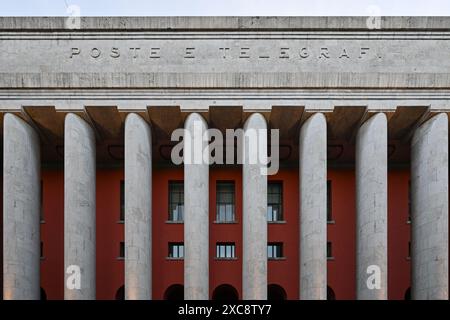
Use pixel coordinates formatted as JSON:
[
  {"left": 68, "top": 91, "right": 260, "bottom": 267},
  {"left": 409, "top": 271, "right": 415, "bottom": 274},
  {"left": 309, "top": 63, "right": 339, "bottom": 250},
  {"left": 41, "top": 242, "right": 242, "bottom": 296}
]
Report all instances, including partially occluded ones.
[{"left": 1, "top": 17, "right": 449, "bottom": 300}]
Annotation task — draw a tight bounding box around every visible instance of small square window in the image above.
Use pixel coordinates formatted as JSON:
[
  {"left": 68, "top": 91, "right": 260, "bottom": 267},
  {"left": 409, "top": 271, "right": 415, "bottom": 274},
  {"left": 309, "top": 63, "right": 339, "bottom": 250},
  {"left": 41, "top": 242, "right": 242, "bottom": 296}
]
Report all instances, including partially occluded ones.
[
  {"left": 327, "top": 242, "right": 333, "bottom": 259},
  {"left": 407, "top": 180, "right": 412, "bottom": 223},
  {"left": 327, "top": 180, "right": 333, "bottom": 222},
  {"left": 168, "top": 243, "right": 184, "bottom": 259},
  {"left": 268, "top": 243, "right": 283, "bottom": 259},
  {"left": 119, "top": 242, "right": 125, "bottom": 259},
  {"left": 119, "top": 180, "right": 125, "bottom": 222},
  {"left": 40, "top": 180, "right": 44, "bottom": 223}
]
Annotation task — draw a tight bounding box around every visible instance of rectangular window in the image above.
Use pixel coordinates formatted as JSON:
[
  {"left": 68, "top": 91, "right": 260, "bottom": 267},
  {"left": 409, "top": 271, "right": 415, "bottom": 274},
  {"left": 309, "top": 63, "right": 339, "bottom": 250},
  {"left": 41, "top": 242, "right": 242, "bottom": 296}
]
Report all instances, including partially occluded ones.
[
  {"left": 327, "top": 180, "right": 333, "bottom": 222},
  {"left": 168, "top": 243, "right": 184, "bottom": 258},
  {"left": 40, "top": 180, "right": 44, "bottom": 222},
  {"left": 119, "top": 180, "right": 125, "bottom": 222},
  {"left": 169, "top": 182, "right": 184, "bottom": 222},
  {"left": 267, "top": 243, "right": 284, "bottom": 259},
  {"left": 268, "top": 182, "right": 283, "bottom": 222},
  {"left": 327, "top": 242, "right": 333, "bottom": 259},
  {"left": 216, "top": 243, "right": 236, "bottom": 259},
  {"left": 216, "top": 182, "right": 235, "bottom": 222},
  {"left": 119, "top": 241, "right": 125, "bottom": 259},
  {"left": 407, "top": 180, "right": 411, "bottom": 223}
]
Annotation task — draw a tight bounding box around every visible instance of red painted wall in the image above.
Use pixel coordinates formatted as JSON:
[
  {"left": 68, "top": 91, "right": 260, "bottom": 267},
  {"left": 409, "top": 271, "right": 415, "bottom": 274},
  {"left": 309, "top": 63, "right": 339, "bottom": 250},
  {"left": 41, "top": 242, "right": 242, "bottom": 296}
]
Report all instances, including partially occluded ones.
[
  {"left": 38, "top": 167, "right": 411, "bottom": 300},
  {"left": 40, "top": 168, "right": 126, "bottom": 300},
  {"left": 152, "top": 168, "right": 184, "bottom": 299},
  {"left": 96, "top": 169, "right": 124, "bottom": 300},
  {"left": 327, "top": 169, "right": 356, "bottom": 300},
  {"left": 387, "top": 169, "right": 411, "bottom": 299},
  {"left": 40, "top": 169, "right": 64, "bottom": 300},
  {"left": 209, "top": 168, "right": 242, "bottom": 299},
  {"left": 268, "top": 169, "right": 299, "bottom": 299}
]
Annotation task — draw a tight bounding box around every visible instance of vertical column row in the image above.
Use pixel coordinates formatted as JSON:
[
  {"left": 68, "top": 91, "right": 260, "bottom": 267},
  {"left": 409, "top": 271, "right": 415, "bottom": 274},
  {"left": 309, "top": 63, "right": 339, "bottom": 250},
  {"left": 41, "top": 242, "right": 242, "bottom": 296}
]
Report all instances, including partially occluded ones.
[
  {"left": 2, "top": 110, "right": 449, "bottom": 300},
  {"left": 2, "top": 111, "right": 155, "bottom": 300}
]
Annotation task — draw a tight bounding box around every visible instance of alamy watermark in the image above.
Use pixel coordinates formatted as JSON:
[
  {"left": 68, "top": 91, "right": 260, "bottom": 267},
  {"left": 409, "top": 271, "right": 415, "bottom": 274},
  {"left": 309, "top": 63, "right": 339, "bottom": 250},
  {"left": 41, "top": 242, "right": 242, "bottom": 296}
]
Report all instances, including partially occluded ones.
[
  {"left": 366, "top": 5, "right": 382, "bottom": 30},
  {"left": 366, "top": 265, "right": 382, "bottom": 290},
  {"left": 65, "top": 3, "right": 81, "bottom": 29},
  {"left": 66, "top": 265, "right": 81, "bottom": 290},
  {"left": 170, "top": 120, "right": 279, "bottom": 175}
]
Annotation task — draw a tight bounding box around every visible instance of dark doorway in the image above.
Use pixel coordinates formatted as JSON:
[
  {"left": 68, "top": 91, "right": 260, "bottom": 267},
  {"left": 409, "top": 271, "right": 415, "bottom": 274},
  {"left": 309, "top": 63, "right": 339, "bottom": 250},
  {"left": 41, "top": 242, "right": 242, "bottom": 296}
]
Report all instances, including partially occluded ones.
[
  {"left": 164, "top": 284, "right": 184, "bottom": 300},
  {"left": 115, "top": 285, "right": 125, "bottom": 300},
  {"left": 404, "top": 287, "right": 411, "bottom": 300},
  {"left": 267, "top": 284, "right": 287, "bottom": 300},
  {"left": 212, "top": 284, "right": 239, "bottom": 301},
  {"left": 40, "top": 287, "right": 47, "bottom": 301},
  {"left": 327, "top": 286, "right": 336, "bottom": 300}
]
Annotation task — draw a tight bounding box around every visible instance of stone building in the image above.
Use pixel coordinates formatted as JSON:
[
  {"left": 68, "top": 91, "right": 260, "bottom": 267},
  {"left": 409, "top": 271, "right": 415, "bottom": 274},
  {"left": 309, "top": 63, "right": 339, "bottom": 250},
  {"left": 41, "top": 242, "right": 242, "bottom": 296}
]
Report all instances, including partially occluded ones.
[{"left": 0, "top": 16, "right": 448, "bottom": 300}]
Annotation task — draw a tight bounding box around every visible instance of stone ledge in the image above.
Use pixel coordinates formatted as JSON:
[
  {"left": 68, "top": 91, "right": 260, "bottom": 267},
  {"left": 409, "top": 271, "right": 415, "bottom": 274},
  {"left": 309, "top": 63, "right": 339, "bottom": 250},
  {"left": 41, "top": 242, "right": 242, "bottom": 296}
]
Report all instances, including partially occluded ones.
[{"left": 1, "top": 16, "right": 450, "bottom": 31}]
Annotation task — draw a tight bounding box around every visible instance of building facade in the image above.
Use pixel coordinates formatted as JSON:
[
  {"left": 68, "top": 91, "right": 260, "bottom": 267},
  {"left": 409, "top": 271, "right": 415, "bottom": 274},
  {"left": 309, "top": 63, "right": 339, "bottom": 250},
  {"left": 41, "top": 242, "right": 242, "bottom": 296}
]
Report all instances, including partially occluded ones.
[{"left": 0, "top": 16, "right": 449, "bottom": 300}]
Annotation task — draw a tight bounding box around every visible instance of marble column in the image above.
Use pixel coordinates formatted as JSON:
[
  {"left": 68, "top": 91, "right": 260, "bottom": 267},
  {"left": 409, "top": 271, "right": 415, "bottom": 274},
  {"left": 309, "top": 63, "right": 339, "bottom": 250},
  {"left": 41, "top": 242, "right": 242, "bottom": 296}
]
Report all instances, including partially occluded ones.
[
  {"left": 64, "top": 113, "right": 96, "bottom": 300},
  {"left": 242, "top": 113, "right": 267, "bottom": 300},
  {"left": 184, "top": 113, "right": 209, "bottom": 300},
  {"left": 355, "top": 113, "right": 388, "bottom": 300},
  {"left": 411, "top": 113, "right": 448, "bottom": 300},
  {"left": 3, "top": 114, "right": 40, "bottom": 300},
  {"left": 124, "top": 113, "right": 152, "bottom": 300},
  {"left": 299, "top": 113, "right": 327, "bottom": 300}
]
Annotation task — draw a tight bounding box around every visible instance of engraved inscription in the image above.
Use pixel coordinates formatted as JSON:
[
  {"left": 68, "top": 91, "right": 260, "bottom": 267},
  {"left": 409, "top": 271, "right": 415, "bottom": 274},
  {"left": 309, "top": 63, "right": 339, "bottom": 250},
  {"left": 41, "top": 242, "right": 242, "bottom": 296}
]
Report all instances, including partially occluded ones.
[
  {"left": 184, "top": 47, "right": 195, "bottom": 59},
  {"left": 67, "top": 45, "right": 381, "bottom": 62},
  {"left": 149, "top": 47, "right": 160, "bottom": 59},
  {"left": 219, "top": 47, "right": 230, "bottom": 58},
  {"left": 239, "top": 47, "right": 250, "bottom": 59}
]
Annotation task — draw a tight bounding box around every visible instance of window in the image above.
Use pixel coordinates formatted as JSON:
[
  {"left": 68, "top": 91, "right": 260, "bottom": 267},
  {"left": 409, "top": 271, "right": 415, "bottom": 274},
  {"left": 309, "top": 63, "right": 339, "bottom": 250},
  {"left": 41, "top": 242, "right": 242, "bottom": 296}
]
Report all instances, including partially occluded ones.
[
  {"left": 40, "top": 180, "right": 44, "bottom": 222},
  {"left": 40, "top": 241, "right": 44, "bottom": 259},
  {"left": 216, "top": 182, "right": 235, "bottom": 222},
  {"left": 407, "top": 180, "right": 411, "bottom": 223},
  {"left": 327, "top": 242, "right": 333, "bottom": 259},
  {"left": 119, "top": 242, "right": 125, "bottom": 259},
  {"left": 119, "top": 180, "right": 125, "bottom": 222},
  {"left": 216, "top": 243, "right": 236, "bottom": 259},
  {"left": 268, "top": 182, "right": 283, "bottom": 222},
  {"left": 267, "top": 243, "right": 284, "bottom": 259},
  {"left": 169, "top": 182, "right": 184, "bottom": 222},
  {"left": 327, "top": 180, "right": 333, "bottom": 222},
  {"left": 408, "top": 241, "right": 411, "bottom": 259},
  {"left": 168, "top": 243, "right": 184, "bottom": 258}
]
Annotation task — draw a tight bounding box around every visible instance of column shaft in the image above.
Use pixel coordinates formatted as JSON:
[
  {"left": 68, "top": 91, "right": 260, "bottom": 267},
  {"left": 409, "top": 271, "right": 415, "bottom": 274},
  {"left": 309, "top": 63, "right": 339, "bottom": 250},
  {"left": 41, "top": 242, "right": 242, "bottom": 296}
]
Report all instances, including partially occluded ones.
[
  {"left": 125, "top": 113, "right": 152, "bottom": 300},
  {"left": 184, "top": 113, "right": 209, "bottom": 299},
  {"left": 64, "top": 113, "right": 96, "bottom": 300},
  {"left": 299, "top": 113, "right": 327, "bottom": 300},
  {"left": 242, "top": 113, "right": 267, "bottom": 300},
  {"left": 356, "top": 113, "right": 388, "bottom": 300},
  {"left": 411, "top": 113, "right": 449, "bottom": 300},
  {"left": 3, "top": 114, "right": 40, "bottom": 300}
]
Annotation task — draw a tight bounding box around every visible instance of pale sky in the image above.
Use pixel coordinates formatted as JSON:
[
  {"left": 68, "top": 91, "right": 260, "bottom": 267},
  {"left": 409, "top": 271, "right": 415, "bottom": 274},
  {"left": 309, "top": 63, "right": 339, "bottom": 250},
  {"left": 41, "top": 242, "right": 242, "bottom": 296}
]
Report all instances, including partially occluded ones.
[{"left": 1, "top": 0, "right": 450, "bottom": 16}]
